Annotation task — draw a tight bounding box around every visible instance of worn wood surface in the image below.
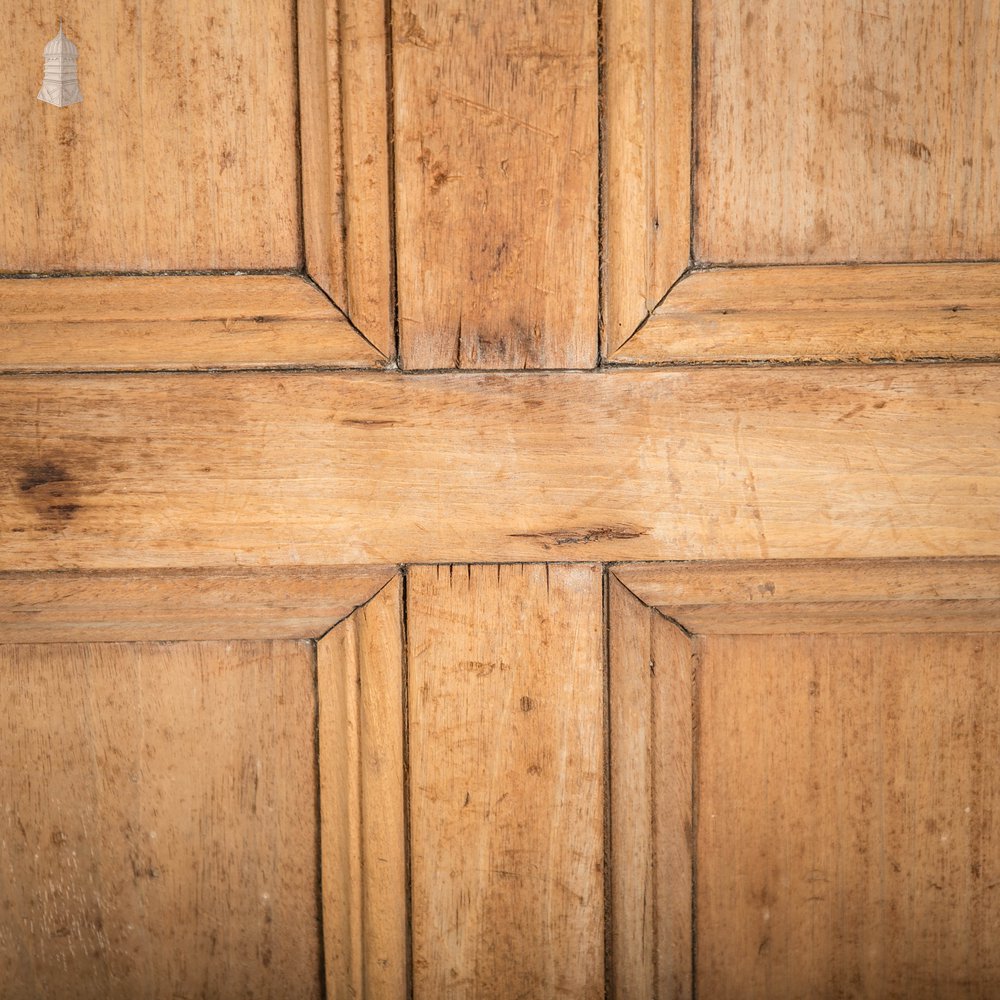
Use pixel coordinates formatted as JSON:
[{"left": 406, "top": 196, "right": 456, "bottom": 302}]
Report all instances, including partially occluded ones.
[
  {"left": 1, "top": 367, "right": 997, "bottom": 569},
  {"left": 611, "top": 264, "right": 1000, "bottom": 364},
  {"left": 1, "top": 2, "right": 300, "bottom": 273},
  {"left": 616, "top": 559, "right": 1000, "bottom": 634},
  {"left": 698, "top": 632, "right": 1000, "bottom": 998},
  {"left": 697, "top": 0, "right": 1000, "bottom": 264},
  {"left": 0, "top": 275, "right": 384, "bottom": 371},
  {"left": 609, "top": 575, "right": 693, "bottom": 1000},
  {"left": 393, "top": 0, "right": 598, "bottom": 369},
  {"left": 0, "top": 565, "right": 394, "bottom": 641},
  {"left": 407, "top": 564, "right": 605, "bottom": 997},
  {"left": 603, "top": 0, "right": 691, "bottom": 353},
  {"left": 318, "top": 575, "right": 407, "bottom": 999},
  {"left": 0, "top": 640, "right": 321, "bottom": 998},
  {"left": 299, "top": 0, "right": 393, "bottom": 354}
]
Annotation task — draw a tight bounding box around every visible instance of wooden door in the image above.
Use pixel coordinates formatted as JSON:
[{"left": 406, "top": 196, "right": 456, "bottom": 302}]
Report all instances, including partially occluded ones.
[{"left": 1, "top": 2, "right": 998, "bottom": 998}]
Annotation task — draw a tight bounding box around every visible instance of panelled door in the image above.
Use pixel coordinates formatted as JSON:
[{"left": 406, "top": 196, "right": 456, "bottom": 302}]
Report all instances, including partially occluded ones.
[{"left": 2, "top": 1, "right": 999, "bottom": 998}]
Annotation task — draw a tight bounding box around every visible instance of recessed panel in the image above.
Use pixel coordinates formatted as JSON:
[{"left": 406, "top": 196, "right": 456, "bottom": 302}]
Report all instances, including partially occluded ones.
[
  {"left": 699, "top": 632, "right": 1000, "bottom": 998},
  {"left": 1, "top": 2, "right": 300, "bottom": 273},
  {"left": 0, "top": 640, "right": 321, "bottom": 997},
  {"left": 697, "top": 0, "right": 1000, "bottom": 264}
]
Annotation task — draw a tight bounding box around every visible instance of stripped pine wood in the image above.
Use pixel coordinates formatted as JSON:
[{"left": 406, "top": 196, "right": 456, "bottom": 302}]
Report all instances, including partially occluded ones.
[
  {"left": 0, "top": 565, "right": 395, "bottom": 642},
  {"left": 603, "top": 0, "right": 691, "bottom": 355},
  {"left": 407, "top": 564, "right": 604, "bottom": 997},
  {"left": 0, "top": 640, "right": 321, "bottom": 998},
  {"left": 298, "top": 0, "right": 394, "bottom": 354},
  {"left": 1, "top": 366, "right": 997, "bottom": 569},
  {"left": 608, "top": 574, "right": 693, "bottom": 1000},
  {"left": 317, "top": 575, "right": 407, "bottom": 999},
  {"left": 0, "top": 275, "right": 384, "bottom": 371},
  {"left": 697, "top": 0, "right": 1000, "bottom": 264},
  {"left": 1, "top": 2, "right": 300, "bottom": 273},
  {"left": 609, "top": 264, "right": 1000, "bottom": 364},
  {"left": 393, "top": 0, "right": 598, "bottom": 369},
  {"left": 697, "top": 632, "right": 1000, "bottom": 999},
  {"left": 615, "top": 559, "right": 1000, "bottom": 635}
]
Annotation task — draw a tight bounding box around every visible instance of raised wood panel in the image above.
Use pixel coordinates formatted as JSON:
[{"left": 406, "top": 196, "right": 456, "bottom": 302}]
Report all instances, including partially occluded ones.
[
  {"left": 603, "top": 0, "right": 691, "bottom": 354},
  {"left": 697, "top": 0, "right": 1000, "bottom": 265},
  {"left": 611, "top": 561, "right": 1000, "bottom": 997},
  {"left": 407, "top": 564, "right": 605, "bottom": 997},
  {"left": 299, "top": 0, "right": 394, "bottom": 355},
  {"left": 0, "top": 640, "right": 321, "bottom": 998},
  {"left": 317, "top": 574, "right": 407, "bottom": 999},
  {"left": 608, "top": 575, "right": 693, "bottom": 1000},
  {"left": 616, "top": 559, "right": 1000, "bottom": 635},
  {"left": 603, "top": 2, "right": 1000, "bottom": 362},
  {"left": 0, "top": 275, "right": 385, "bottom": 371},
  {"left": 698, "top": 632, "right": 1000, "bottom": 999},
  {"left": 393, "top": 0, "right": 598, "bottom": 370},
  {"left": 1, "top": 367, "right": 996, "bottom": 569},
  {"left": 1, "top": 2, "right": 300, "bottom": 273},
  {"left": 610, "top": 264, "right": 1000, "bottom": 364},
  {"left": 0, "top": 565, "right": 395, "bottom": 641}
]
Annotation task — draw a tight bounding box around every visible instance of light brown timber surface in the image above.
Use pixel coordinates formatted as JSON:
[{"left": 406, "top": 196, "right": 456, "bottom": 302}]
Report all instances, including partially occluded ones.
[{"left": 0, "top": 367, "right": 997, "bottom": 569}]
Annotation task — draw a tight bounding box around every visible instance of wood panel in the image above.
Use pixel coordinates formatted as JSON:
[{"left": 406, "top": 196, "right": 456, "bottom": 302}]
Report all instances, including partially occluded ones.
[
  {"left": 610, "top": 264, "right": 1000, "bottom": 364},
  {"left": 0, "top": 565, "right": 395, "bottom": 641},
  {"left": 616, "top": 559, "right": 1000, "bottom": 635},
  {"left": 407, "top": 564, "right": 604, "bottom": 997},
  {"left": 0, "top": 639, "right": 321, "bottom": 998},
  {"left": 697, "top": 0, "right": 1000, "bottom": 264},
  {"left": 603, "top": 0, "right": 691, "bottom": 354},
  {"left": 0, "top": 274, "right": 385, "bottom": 372},
  {"left": 299, "top": 0, "right": 394, "bottom": 354},
  {"left": 1, "top": 2, "right": 300, "bottom": 273},
  {"left": 698, "top": 632, "right": 1000, "bottom": 999},
  {"left": 393, "top": 0, "right": 598, "bottom": 369},
  {"left": 608, "top": 575, "right": 693, "bottom": 1000},
  {"left": 1, "top": 366, "right": 996, "bottom": 568},
  {"left": 317, "top": 574, "right": 407, "bottom": 999}
]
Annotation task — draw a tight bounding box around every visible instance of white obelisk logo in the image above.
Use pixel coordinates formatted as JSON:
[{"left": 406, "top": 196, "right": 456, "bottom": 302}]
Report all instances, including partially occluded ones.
[{"left": 37, "top": 23, "right": 83, "bottom": 108}]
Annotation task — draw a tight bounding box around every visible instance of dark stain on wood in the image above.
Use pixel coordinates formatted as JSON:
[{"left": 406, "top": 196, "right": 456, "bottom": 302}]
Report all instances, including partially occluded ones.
[{"left": 17, "top": 461, "right": 82, "bottom": 526}]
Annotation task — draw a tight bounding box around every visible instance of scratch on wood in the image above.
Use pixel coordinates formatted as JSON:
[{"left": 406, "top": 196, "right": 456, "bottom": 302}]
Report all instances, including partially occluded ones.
[
  {"left": 440, "top": 90, "right": 558, "bottom": 139},
  {"left": 509, "top": 525, "right": 647, "bottom": 548}
]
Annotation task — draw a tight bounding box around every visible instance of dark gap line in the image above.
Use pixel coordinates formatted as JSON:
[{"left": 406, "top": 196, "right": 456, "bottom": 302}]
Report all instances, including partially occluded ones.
[
  {"left": 400, "top": 566, "right": 415, "bottom": 1000},
  {"left": 602, "top": 565, "right": 614, "bottom": 999},
  {"left": 311, "top": 639, "right": 329, "bottom": 1000},
  {"left": 690, "top": 637, "right": 702, "bottom": 1000},
  {"left": 596, "top": 0, "right": 607, "bottom": 363},
  {"left": 291, "top": 0, "right": 307, "bottom": 270},
  {"left": 689, "top": 0, "right": 699, "bottom": 266},
  {"left": 384, "top": 0, "right": 401, "bottom": 363}
]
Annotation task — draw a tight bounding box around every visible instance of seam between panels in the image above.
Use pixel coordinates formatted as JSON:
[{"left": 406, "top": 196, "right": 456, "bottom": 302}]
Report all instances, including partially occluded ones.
[
  {"left": 400, "top": 565, "right": 415, "bottom": 1000},
  {"left": 602, "top": 564, "right": 614, "bottom": 999},
  {"left": 311, "top": 639, "right": 329, "bottom": 1000}
]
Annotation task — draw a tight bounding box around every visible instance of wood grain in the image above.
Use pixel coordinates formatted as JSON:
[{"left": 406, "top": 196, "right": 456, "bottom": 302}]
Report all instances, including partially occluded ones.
[
  {"left": 0, "top": 275, "right": 385, "bottom": 371},
  {"left": 407, "top": 564, "right": 605, "bottom": 997},
  {"left": 609, "top": 575, "right": 693, "bottom": 1000},
  {"left": 603, "top": 0, "right": 691, "bottom": 354},
  {"left": 697, "top": 0, "right": 1000, "bottom": 264},
  {"left": 318, "top": 575, "right": 407, "bottom": 999},
  {"left": 698, "top": 632, "right": 1000, "bottom": 998},
  {"left": 0, "top": 2, "right": 300, "bottom": 273},
  {"left": 610, "top": 264, "right": 1000, "bottom": 364},
  {"left": 393, "top": 0, "right": 598, "bottom": 369},
  {"left": 0, "top": 565, "right": 395, "bottom": 642},
  {"left": 616, "top": 559, "right": 1000, "bottom": 635},
  {"left": 1, "top": 366, "right": 996, "bottom": 569},
  {"left": 299, "top": 0, "right": 394, "bottom": 354},
  {"left": 0, "top": 640, "right": 321, "bottom": 998}
]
